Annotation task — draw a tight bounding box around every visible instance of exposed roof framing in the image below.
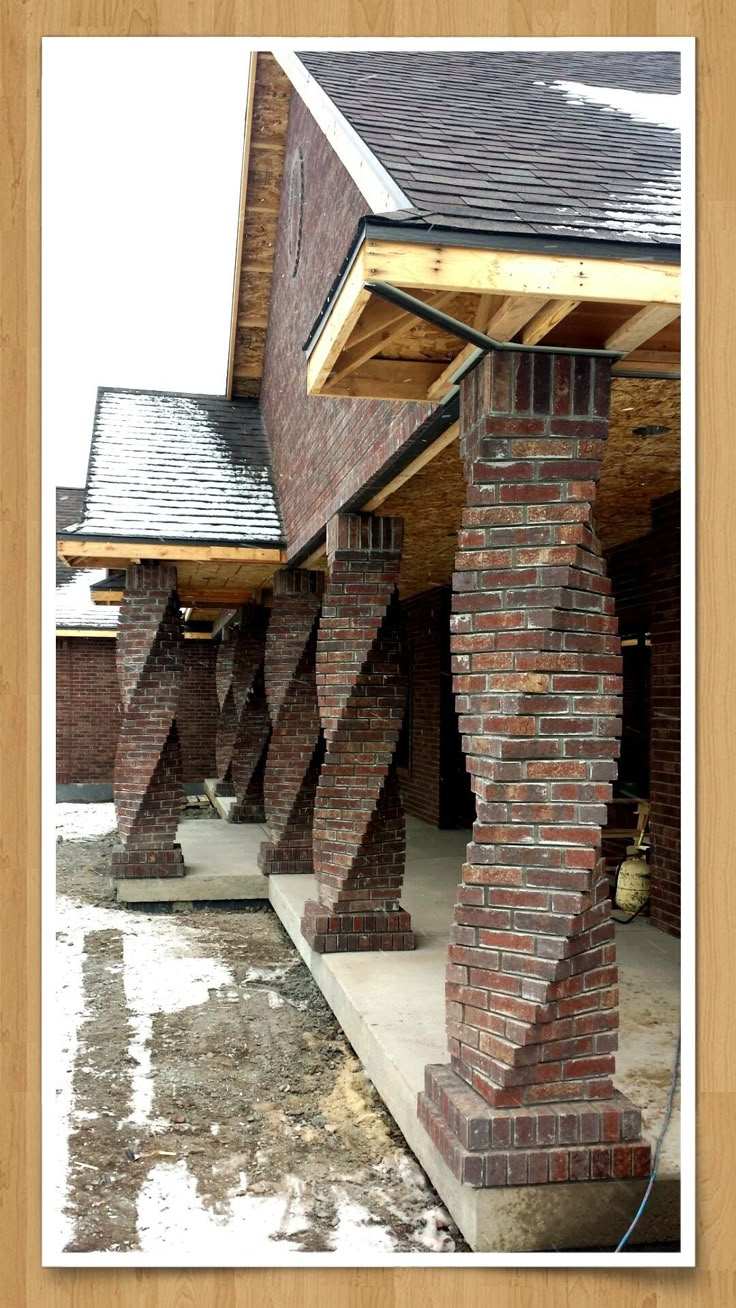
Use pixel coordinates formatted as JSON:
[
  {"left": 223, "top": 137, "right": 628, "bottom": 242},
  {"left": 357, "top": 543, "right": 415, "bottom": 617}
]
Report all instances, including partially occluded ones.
[
  {"left": 229, "top": 54, "right": 293, "bottom": 399},
  {"left": 306, "top": 232, "right": 681, "bottom": 401}
]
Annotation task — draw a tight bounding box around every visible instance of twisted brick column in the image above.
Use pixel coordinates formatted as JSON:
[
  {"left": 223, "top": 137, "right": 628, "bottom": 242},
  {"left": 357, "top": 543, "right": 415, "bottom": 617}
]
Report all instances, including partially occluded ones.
[
  {"left": 215, "top": 605, "right": 270, "bottom": 822},
  {"left": 419, "top": 352, "right": 650, "bottom": 1186},
  {"left": 112, "top": 563, "right": 185, "bottom": 878},
  {"left": 258, "top": 570, "right": 324, "bottom": 874},
  {"left": 301, "top": 514, "right": 413, "bottom": 953}
]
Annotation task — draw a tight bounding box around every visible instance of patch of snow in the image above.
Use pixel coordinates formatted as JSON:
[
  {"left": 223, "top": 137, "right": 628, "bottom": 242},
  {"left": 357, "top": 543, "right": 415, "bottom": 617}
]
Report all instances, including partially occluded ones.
[
  {"left": 244, "top": 964, "right": 293, "bottom": 984},
  {"left": 56, "top": 803, "right": 117, "bottom": 840},
  {"left": 136, "top": 1160, "right": 308, "bottom": 1256},
  {"left": 551, "top": 80, "right": 681, "bottom": 131},
  {"left": 266, "top": 990, "right": 284, "bottom": 1009},
  {"left": 210, "top": 1123, "right": 220, "bottom": 1136},
  {"left": 328, "top": 1189, "right": 397, "bottom": 1255},
  {"left": 417, "top": 1207, "right": 455, "bottom": 1253},
  {"left": 51, "top": 895, "right": 237, "bottom": 1247}
]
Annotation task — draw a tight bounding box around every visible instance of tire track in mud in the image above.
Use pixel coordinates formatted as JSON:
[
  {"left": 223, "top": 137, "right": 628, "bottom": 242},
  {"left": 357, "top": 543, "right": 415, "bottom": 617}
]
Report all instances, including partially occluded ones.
[{"left": 65, "top": 928, "right": 142, "bottom": 1253}]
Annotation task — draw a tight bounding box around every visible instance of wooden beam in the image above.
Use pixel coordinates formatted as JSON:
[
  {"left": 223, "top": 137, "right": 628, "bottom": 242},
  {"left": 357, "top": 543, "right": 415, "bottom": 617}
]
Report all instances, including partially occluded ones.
[
  {"left": 323, "top": 358, "right": 446, "bottom": 401},
  {"left": 426, "top": 294, "right": 540, "bottom": 402},
  {"left": 226, "top": 52, "right": 258, "bottom": 399},
  {"left": 328, "top": 291, "right": 457, "bottom": 386},
  {"left": 307, "top": 249, "right": 371, "bottom": 394},
  {"left": 55, "top": 629, "right": 117, "bottom": 639},
  {"left": 521, "top": 298, "right": 580, "bottom": 344},
  {"left": 362, "top": 422, "right": 460, "bottom": 510},
  {"left": 363, "top": 239, "right": 681, "bottom": 305},
  {"left": 57, "top": 540, "right": 285, "bottom": 566},
  {"left": 611, "top": 349, "right": 681, "bottom": 378},
  {"left": 605, "top": 303, "right": 682, "bottom": 354},
  {"left": 485, "top": 294, "right": 549, "bottom": 340},
  {"left": 90, "top": 590, "right": 124, "bottom": 604},
  {"left": 301, "top": 543, "right": 328, "bottom": 570}
]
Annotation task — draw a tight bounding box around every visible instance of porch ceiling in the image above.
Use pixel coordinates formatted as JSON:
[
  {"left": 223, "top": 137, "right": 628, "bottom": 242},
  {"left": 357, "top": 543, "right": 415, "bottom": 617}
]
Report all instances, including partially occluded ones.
[
  {"left": 374, "top": 377, "right": 680, "bottom": 599},
  {"left": 57, "top": 542, "right": 286, "bottom": 610},
  {"left": 306, "top": 235, "right": 681, "bottom": 403}
]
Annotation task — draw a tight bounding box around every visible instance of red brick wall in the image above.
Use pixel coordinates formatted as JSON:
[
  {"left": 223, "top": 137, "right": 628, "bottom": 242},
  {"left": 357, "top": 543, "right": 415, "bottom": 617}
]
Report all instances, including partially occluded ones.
[
  {"left": 56, "top": 637, "right": 219, "bottom": 785},
  {"left": 177, "top": 642, "right": 220, "bottom": 783},
  {"left": 56, "top": 638, "right": 121, "bottom": 783},
  {"left": 260, "top": 92, "right": 434, "bottom": 560},
  {"left": 400, "top": 590, "right": 444, "bottom": 826},
  {"left": 648, "top": 492, "right": 681, "bottom": 937}
]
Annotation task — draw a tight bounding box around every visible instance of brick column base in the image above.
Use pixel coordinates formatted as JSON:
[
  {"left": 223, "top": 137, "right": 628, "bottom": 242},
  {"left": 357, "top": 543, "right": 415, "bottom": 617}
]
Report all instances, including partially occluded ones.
[
  {"left": 302, "top": 901, "right": 414, "bottom": 953},
  {"left": 111, "top": 845, "right": 185, "bottom": 879},
  {"left": 418, "top": 1065, "right": 649, "bottom": 1186}
]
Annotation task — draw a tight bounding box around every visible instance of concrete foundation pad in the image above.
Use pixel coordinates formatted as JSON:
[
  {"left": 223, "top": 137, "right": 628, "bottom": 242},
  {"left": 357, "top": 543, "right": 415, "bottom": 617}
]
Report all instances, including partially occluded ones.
[
  {"left": 203, "top": 778, "right": 238, "bottom": 821},
  {"left": 267, "top": 817, "right": 681, "bottom": 1253},
  {"left": 115, "top": 819, "right": 269, "bottom": 903}
]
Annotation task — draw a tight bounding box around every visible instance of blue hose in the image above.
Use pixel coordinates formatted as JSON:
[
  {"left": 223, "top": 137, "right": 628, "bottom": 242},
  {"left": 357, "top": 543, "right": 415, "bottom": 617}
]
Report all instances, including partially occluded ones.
[{"left": 615, "top": 1031, "right": 681, "bottom": 1252}]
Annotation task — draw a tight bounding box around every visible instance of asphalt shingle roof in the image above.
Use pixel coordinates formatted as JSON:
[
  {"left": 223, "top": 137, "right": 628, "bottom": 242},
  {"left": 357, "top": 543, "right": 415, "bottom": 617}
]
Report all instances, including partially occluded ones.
[
  {"left": 65, "top": 389, "right": 284, "bottom": 546},
  {"left": 298, "top": 50, "right": 681, "bottom": 247},
  {"left": 56, "top": 486, "right": 118, "bottom": 630}
]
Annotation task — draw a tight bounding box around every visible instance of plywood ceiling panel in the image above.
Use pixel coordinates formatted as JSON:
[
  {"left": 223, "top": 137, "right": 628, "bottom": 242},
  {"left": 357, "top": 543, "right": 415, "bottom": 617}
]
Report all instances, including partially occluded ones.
[{"left": 375, "top": 376, "right": 681, "bottom": 598}]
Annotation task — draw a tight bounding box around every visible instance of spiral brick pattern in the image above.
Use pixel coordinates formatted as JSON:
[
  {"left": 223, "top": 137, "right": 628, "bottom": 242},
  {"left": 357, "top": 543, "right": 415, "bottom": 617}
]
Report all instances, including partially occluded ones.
[
  {"left": 417, "top": 352, "right": 650, "bottom": 1186},
  {"left": 301, "top": 514, "right": 414, "bottom": 952},
  {"left": 215, "top": 606, "right": 270, "bottom": 822},
  {"left": 112, "top": 563, "right": 185, "bottom": 878},
  {"left": 258, "top": 570, "right": 324, "bottom": 874}
]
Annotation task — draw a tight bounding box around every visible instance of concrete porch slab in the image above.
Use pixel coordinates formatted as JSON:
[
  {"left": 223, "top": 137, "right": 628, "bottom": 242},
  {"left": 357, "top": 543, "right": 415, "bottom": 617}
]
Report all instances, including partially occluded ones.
[
  {"left": 267, "top": 816, "right": 681, "bottom": 1253},
  {"left": 114, "top": 818, "right": 269, "bottom": 903},
  {"left": 203, "top": 777, "right": 237, "bottom": 821}
]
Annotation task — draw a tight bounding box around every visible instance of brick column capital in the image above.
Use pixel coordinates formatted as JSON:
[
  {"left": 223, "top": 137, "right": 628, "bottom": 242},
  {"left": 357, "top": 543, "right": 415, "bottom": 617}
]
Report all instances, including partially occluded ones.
[
  {"left": 272, "top": 567, "right": 324, "bottom": 601},
  {"left": 326, "top": 511, "right": 404, "bottom": 563}
]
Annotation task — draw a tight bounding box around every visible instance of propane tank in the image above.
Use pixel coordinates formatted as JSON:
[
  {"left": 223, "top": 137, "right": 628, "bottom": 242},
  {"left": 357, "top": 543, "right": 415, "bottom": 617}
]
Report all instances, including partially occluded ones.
[{"left": 614, "top": 845, "right": 650, "bottom": 916}]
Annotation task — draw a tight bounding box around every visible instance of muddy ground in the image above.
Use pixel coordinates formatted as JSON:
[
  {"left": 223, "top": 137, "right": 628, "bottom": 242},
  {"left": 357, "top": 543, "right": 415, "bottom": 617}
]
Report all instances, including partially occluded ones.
[{"left": 54, "top": 807, "right": 467, "bottom": 1258}]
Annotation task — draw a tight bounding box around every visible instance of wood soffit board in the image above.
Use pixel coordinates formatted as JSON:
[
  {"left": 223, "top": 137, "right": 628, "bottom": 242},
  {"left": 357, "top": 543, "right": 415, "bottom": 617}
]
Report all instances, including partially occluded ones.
[
  {"left": 231, "top": 53, "right": 292, "bottom": 399},
  {"left": 374, "top": 377, "right": 680, "bottom": 599},
  {"left": 307, "top": 237, "right": 682, "bottom": 401}
]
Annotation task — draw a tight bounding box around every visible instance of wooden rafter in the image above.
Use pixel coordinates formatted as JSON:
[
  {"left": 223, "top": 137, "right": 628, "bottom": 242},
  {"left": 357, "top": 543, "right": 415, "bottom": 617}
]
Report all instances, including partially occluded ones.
[
  {"left": 426, "top": 295, "right": 503, "bottom": 401},
  {"left": 521, "top": 298, "right": 580, "bottom": 345},
  {"left": 605, "top": 303, "right": 682, "bottom": 354},
  {"left": 328, "top": 291, "right": 457, "bottom": 386}
]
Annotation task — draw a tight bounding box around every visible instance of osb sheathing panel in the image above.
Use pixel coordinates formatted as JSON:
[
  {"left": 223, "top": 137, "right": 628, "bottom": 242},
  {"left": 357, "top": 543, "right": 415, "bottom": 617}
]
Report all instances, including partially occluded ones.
[
  {"left": 598, "top": 377, "right": 681, "bottom": 548},
  {"left": 376, "top": 377, "right": 680, "bottom": 597},
  {"left": 376, "top": 442, "right": 466, "bottom": 599},
  {"left": 231, "top": 55, "right": 291, "bottom": 396}
]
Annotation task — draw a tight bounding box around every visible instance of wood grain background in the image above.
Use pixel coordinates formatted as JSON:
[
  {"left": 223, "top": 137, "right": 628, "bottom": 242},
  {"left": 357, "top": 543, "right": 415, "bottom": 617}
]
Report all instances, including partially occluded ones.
[{"left": 0, "top": 2, "right": 729, "bottom": 1303}]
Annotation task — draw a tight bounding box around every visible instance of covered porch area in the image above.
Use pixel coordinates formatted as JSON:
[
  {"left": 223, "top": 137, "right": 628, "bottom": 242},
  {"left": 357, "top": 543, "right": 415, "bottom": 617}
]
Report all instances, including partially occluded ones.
[{"left": 271, "top": 814, "right": 680, "bottom": 1251}]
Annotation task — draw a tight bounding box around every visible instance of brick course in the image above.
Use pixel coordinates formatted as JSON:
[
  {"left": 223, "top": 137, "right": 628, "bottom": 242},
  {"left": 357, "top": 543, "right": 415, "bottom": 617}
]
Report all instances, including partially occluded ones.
[
  {"left": 417, "top": 351, "right": 650, "bottom": 1184},
  {"left": 302, "top": 513, "right": 414, "bottom": 952},
  {"left": 648, "top": 492, "right": 681, "bottom": 937},
  {"left": 56, "top": 638, "right": 121, "bottom": 783}
]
